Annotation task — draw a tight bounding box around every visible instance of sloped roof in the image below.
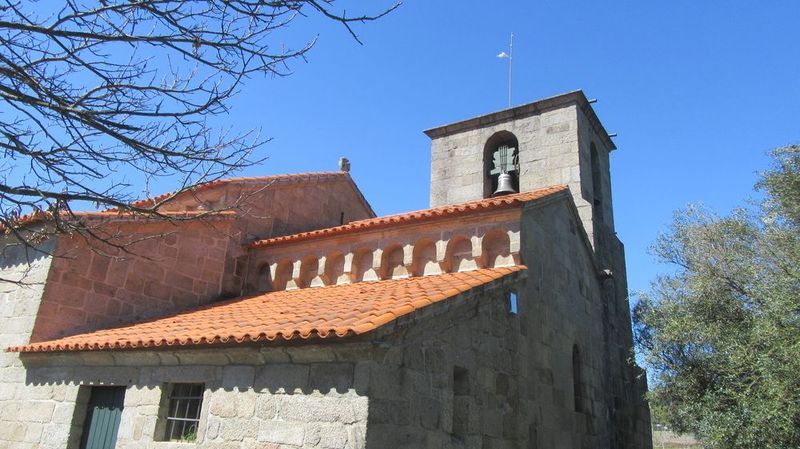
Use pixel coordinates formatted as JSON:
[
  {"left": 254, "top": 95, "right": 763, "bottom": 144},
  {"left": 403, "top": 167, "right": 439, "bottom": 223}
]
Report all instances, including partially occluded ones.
[
  {"left": 250, "top": 185, "right": 569, "bottom": 248},
  {"left": 9, "top": 266, "right": 526, "bottom": 353},
  {"left": 3, "top": 171, "right": 373, "bottom": 234},
  {"left": 119, "top": 171, "right": 356, "bottom": 210}
]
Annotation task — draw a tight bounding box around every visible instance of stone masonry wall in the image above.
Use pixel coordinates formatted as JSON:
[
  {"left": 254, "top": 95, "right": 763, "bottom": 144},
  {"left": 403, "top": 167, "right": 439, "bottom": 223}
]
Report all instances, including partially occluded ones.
[
  {"left": 17, "top": 345, "right": 373, "bottom": 449},
  {"left": 28, "top": 176, "right": 376, "bottom": 343},
  {"left": 157, "top": 176, "right": 376, "bottom": 300},
  {"left": 1, "top": 201, "right": 648, "bottom": 449},
  {"left": 351, "top": 199, "right": 621, "bottom": 448},
  {"left": 576, "top": 103, "right": 615, "bottom": 234},
  {"left": 30, "top": 219, "right": 236, "bottom": 342},
  {"left": 428, "top": 101, "right": 603, "bottom": 250},
  {"left": 521, "top": 198, "right": 613, "bottom": 448},
  {"left": 153, "top": 175, "right": 375, "bottom": 243},
  {"left": 359, "top": 273, "right": 526, "bottom": 449},
  {"left": 10, "top": 270, "right": 527, "bottom": 449},
  {"left": 352, "top": 198, "right": 640, "bottom": 449},
  {"left": 0, "top": 236, "right": 57, "bottom": 449}
]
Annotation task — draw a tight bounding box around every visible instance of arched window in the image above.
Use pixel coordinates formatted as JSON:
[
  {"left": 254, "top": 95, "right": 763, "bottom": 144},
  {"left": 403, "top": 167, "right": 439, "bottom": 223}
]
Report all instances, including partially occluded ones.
[
  {"left": 590, "top": 142, "right": 604, "bottom": 223},
  {"left": 483, "top": 131, "right": 520, "bottom": 198},
  {"left": 572, "top": 344, "right": 584, "bottom": 413}
]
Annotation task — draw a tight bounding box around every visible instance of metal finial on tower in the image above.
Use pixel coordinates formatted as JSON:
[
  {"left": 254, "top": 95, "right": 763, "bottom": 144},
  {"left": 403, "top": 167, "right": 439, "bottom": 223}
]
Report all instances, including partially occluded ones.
[{"left": 496, "top": 32, "right": 514, "bottom": 108}]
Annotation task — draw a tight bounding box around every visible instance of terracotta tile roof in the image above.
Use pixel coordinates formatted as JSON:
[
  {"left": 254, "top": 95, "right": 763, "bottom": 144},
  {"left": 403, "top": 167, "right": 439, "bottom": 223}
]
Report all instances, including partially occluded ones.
[
  {"left": 250, "top": 185, "right": 569, "bottom": 248},
  {"left": 9, "top": 266, "right": 526, "bottom": 353}
]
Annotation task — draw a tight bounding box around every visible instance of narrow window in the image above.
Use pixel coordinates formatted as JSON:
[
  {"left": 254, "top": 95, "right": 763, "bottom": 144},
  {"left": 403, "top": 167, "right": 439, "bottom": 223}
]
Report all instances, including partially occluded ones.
[
  {"left": 159, "top": 383, "right": 204, "bottom": 442},
  {"left": 507, "top": 290, "right": 519, "bottom": 315},
  {"left": 590, "top": 143, "right": 604, "bottom": 223},
  {"left": 452, "top": 366, "right": 470, "bottom": 442},
  {"left": 572, "top": 345, "right": 583, "bottom": 413}
]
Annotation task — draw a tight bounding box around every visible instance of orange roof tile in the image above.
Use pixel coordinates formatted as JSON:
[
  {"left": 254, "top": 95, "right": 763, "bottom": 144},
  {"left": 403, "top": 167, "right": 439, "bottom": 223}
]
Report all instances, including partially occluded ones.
[
  {"left": 9, "top": 266, "right": 526, "bottom": 353},
  {"left": 249, "top": 185, "right": 569, "bottom": 248}
]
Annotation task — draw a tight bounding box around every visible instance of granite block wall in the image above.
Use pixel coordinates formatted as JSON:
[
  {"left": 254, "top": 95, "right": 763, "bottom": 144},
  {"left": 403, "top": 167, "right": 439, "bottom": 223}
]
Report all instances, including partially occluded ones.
[
  {"left": 17, "top": 346, "right": 373, "bottom": 449},
  {"left": 29, "top": 219, "right": 236, "bottom": 343},
  {"left": 26, "top": 175, "right": 375, "bottom": 344},
  {"left": 0, "top": 236, "right": 63, "bottom": 449}
]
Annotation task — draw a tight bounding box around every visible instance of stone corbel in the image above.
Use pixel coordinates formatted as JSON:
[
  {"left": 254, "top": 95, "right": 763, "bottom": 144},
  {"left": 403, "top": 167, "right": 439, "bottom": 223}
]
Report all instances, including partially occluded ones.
[
  {"left": 508, "top": 229, "right": 522, "bottom": 265},
  {"left": 435, "top": 239, "right": 449, "bottom": 273},
  {"left": 362, "top": 249, "right": 382, "bottom": 281},
  {"left": 471, "top": 234, "right": 485, "bottom": 268},
  {"left": 338, "top": 252, "right": 354, "bottom": 285}
]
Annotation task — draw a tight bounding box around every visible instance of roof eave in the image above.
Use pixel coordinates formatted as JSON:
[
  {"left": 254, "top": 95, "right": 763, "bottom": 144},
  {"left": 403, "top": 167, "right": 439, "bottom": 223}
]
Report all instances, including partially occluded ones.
[{"left": 423, "top": 90, "right": 616, "bottom": 151}]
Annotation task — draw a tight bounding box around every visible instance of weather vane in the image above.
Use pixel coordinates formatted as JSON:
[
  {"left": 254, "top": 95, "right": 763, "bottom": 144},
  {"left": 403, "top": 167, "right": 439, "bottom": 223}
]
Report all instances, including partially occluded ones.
[{"left": 497, "top": 32, "right": 513, "bottom": 108}]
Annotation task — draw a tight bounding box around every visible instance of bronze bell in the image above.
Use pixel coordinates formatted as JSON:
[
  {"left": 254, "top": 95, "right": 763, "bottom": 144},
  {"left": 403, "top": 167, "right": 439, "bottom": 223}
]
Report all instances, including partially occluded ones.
[{"left": 492, "top": 172, "right": 517, "bottom": 197}]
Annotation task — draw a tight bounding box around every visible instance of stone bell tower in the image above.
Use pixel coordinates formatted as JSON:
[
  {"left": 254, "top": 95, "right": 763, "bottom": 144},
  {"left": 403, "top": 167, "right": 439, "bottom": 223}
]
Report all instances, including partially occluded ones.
[{"left": 424, "top": 90, "right": 617, "bottom": 250}]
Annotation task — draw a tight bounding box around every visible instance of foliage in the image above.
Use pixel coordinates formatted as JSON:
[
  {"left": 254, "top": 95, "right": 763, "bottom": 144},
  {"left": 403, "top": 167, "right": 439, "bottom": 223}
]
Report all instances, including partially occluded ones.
[{"left": 634, "top": 145, "right": 800, "bottom": 449}]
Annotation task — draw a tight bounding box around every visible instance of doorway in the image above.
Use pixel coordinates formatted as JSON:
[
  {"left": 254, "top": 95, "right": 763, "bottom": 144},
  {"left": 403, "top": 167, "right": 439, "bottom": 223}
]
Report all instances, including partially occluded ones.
[{"left": 79, "top": 386, "right": 126, "bottom": 449}]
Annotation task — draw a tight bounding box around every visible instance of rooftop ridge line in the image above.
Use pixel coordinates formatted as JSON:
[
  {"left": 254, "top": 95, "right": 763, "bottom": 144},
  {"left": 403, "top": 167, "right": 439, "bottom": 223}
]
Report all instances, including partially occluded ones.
[{"left": 249, "top": 185, "right": 569, "bottom": 249}]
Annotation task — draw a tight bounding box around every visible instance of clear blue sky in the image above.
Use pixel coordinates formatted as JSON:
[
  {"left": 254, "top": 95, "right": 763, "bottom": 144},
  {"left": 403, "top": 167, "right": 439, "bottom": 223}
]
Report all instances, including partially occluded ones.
[{"left": 180, "top": 1, "right": 800, "bottom": 296}]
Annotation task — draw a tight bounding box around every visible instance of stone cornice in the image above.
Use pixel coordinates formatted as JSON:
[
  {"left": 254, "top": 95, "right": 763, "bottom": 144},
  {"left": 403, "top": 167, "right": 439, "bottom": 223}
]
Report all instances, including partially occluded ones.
[{"left": 423, "top": 90, "right": 616, "bottom": 151}]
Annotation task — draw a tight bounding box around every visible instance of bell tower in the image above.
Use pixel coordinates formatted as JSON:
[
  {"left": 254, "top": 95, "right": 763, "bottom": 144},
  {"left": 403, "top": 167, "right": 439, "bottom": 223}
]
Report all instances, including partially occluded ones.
[{"left": 424, "top": 90, "right": 617, "bottom": 250}]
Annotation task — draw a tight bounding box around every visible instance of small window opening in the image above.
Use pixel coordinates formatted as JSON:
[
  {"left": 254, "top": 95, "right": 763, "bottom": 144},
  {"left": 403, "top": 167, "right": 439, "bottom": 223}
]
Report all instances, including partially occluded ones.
[
  {"left": 572, "top": 345, "right": 584, "bottom": 413},
  {"left": 339, "top": 211, "right": 345, "bottom": 225},
  {"left": 453, "top": 366, "right": 470, "bottom": 395},
  {"left": 159, "top": 383, "right": 204, "bottom": 442},
  {"left": 507, "top": 290, "right": 519, "bottom": 315},
  {"left": 452, "top": 366, "right": 470, "bottom": 442},
  {"left": 590, "top": 143, "right": 604, "bottom": 223}
]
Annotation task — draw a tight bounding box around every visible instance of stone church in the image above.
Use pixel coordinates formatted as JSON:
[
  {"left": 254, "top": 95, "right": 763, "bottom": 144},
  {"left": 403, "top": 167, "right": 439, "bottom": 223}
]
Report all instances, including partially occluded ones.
[{"left": 0, "top": 90, "right": 652, "bottom": 449}]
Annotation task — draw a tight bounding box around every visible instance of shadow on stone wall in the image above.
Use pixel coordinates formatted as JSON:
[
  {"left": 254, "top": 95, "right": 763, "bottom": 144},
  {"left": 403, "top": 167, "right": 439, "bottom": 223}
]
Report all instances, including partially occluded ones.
[
  {"left": 0, "top": 238, "right": 54, "bottom": 271},
  {"left": 20, "top": 350, "right": 396, "bottom": 448}
]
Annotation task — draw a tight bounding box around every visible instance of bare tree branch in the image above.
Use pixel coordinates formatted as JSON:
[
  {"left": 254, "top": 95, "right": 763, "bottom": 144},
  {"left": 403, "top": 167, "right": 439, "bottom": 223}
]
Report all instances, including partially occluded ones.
[{"left": 0, "top": 0, "right": 399, "bottom": 255}]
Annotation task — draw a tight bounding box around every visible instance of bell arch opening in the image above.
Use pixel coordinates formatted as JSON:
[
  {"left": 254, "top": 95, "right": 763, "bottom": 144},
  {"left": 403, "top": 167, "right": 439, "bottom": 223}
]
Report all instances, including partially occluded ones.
[{"left": 483, "top": 131, "right": 520, "bottom": 198}]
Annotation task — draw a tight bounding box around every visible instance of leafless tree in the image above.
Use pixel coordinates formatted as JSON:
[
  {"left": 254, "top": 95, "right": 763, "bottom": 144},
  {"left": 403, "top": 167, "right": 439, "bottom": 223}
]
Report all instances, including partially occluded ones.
[{"left": 0, "top": 0, "right": 398, "bottom": 249}]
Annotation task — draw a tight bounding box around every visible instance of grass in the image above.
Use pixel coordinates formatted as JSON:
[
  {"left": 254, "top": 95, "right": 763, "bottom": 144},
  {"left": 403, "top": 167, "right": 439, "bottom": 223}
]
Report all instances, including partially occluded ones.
[{"left": 652, "top": 430, "right": 701, "bottom": 449}]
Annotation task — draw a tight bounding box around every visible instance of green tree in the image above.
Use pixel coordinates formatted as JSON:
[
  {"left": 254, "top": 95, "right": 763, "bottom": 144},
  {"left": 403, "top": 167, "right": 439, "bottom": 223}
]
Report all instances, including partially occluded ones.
[{"left": 634, "top": 145, "right": 800, "bottom": 449}]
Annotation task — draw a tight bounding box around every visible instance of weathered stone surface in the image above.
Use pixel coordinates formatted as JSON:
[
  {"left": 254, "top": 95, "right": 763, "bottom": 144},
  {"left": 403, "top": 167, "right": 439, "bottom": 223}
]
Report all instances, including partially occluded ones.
[
  {"left": 222, "top": 365, "right": 255, "bottom": 390},
  {"left": 256, "top": 421, "right": 305, "bottom": 446}
]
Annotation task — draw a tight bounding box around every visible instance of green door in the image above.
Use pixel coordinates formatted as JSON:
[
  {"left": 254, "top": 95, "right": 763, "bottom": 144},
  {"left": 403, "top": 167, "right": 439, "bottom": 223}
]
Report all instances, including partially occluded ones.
[{"left": 80, "top": 386, "right": 126, "bottom": 449}]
